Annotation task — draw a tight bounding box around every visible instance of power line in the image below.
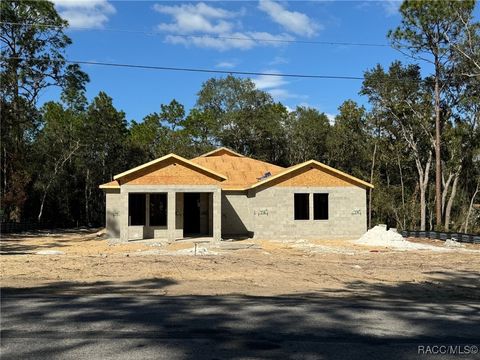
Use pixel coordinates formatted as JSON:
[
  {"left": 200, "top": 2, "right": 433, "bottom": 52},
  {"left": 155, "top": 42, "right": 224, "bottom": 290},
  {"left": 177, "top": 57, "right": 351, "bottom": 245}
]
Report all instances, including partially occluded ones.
[
  {"left": 2, "top": 56, "right": 365, "bottom": 80},
  {"left": 4, "top": 57, "right": 477, "bottom": 82},
  {"left": 0, "top": 21, "right": 390, "bottom": 48}
]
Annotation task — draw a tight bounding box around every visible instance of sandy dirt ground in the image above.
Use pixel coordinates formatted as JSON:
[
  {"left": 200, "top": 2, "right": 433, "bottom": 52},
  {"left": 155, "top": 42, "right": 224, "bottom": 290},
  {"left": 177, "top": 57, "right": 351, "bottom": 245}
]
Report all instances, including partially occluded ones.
[{"left": 1, "top": 229, "right": 479, "bottom": 297}]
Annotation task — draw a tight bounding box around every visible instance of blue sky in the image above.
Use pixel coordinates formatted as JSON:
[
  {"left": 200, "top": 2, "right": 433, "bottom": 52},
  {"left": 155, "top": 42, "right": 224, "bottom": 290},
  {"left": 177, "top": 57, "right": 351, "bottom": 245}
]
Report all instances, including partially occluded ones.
[{"left": 42, "top": 1, "right": 478, "bottom": 123}]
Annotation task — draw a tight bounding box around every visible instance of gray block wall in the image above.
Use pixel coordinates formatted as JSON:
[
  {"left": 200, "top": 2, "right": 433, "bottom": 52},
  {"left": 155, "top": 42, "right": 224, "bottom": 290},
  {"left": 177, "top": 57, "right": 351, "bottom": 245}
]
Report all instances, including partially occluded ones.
[
  {"left": 221, "top": 191, "right": 252, "bottom": 236},
  {"left": 106, "top": 184, "right": 221, "bottom": 241},
  {"left": 222, "top": 186, "right": 367, "bottom": 240},
  {"left": 105, "top": 189, "right": 121, "bottom": 238},
  {"left": 106, "top": 183, "right": 366, "bottom": 241},
  {"left": 253, "top": 186, "right": 367, "bottom": 239}
]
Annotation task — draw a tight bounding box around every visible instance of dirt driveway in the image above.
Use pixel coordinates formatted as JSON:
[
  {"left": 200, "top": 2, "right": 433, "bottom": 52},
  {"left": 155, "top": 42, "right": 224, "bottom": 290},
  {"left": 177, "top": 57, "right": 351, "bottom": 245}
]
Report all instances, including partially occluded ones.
[{"left": 1, "top": 229, "right": 479, "bottom": 297}]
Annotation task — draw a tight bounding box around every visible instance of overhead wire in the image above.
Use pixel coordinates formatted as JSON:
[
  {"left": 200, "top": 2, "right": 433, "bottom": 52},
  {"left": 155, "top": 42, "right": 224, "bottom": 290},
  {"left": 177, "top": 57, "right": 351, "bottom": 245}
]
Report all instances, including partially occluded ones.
[
  {"left": 2, "top": 56, "right": 365, "bottom": 80},
  {"left": 0, "top": 21, "right": 390, "bottom": 48}
]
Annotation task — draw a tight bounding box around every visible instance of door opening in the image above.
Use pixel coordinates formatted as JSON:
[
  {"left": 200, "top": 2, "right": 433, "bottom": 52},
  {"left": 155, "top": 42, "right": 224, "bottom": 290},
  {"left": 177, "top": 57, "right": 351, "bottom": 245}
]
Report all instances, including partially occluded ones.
[{"left": 183, "top": 193, "right": 201, "bottom": 236}]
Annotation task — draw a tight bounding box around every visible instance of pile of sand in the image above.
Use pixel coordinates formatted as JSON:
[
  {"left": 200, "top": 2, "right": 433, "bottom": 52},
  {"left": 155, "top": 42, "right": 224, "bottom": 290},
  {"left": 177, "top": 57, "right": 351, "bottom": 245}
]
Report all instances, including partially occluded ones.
[
  {"left": 354, "top": 225, "right": 445, "bottom": 251},
  {"left": 444, "top": 239, "right": 465, "bottom": 248}
]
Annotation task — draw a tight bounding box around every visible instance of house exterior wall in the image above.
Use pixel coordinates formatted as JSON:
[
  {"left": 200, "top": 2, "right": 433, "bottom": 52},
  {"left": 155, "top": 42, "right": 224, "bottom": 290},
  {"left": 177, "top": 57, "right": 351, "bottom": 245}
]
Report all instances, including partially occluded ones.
[
  {"left": 221, "top": 191, "right": 252, "bottom": 236},
  {"left": 250, "top": 186, "right": 367, "bottom": 239},
  {"left": 220, "top": 186, "right": 366, "bottom": 239},
  {"left": 175, "top": 193, "right": 184, "bottom": 239},
  {"left": 105, "top": 189, "right": 121, "bottom": 238},
  {"left": 105, "top": 156, "right": 369, "bottom": 241},
  {"left": 116, "top": 185, "right": 221, "bottom": 241}
]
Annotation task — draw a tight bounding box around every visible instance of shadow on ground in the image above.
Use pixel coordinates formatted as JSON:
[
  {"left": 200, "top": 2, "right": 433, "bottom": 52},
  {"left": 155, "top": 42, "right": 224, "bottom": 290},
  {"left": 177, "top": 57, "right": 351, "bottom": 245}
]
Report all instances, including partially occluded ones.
[
  {"left": 0, "top": 228, "right": 101, "bottom": 255},
  {"left": 2, "top": 271, "right": 479, "bottom": 359}
]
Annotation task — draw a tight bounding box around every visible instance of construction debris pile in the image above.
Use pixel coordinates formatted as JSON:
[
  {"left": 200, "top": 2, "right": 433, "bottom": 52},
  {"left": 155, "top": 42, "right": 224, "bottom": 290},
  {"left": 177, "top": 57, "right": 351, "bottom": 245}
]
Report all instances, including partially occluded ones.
[{"left": 354, "top": 225, "right": 445, "bottom": 251}]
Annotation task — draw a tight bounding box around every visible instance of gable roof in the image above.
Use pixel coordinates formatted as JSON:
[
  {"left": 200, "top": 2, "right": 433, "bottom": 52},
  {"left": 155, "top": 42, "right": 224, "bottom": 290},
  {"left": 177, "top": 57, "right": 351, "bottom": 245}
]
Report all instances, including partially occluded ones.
[
  {"left": 250, "top": 160, "right": 374, "bottom": 190},
  {"left": 200, "top": 147, "right": 244, "bottom": 158},
  {"left": 99, "top": 148, "right": 373, "bottom": 190},
  {"left": 190, "top": 153, "right": 285, "bottom": 190},
  {"left": 113, "top": 153, "right": 228, "bottom": 182}
]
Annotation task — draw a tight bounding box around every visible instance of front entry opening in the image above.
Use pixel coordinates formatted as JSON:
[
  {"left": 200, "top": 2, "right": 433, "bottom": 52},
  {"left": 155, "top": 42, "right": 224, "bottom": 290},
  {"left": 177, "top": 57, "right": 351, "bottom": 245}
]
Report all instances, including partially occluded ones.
[{"left": 183, "top": 193, "right": 212, "bottom": 237}]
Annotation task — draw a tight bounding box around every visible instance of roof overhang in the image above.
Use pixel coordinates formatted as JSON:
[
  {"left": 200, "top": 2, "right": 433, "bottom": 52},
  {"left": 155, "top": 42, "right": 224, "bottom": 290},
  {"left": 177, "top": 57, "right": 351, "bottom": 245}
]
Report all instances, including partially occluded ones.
[{"left": 99, "top": 180, "right": 120, "bottom": 190}]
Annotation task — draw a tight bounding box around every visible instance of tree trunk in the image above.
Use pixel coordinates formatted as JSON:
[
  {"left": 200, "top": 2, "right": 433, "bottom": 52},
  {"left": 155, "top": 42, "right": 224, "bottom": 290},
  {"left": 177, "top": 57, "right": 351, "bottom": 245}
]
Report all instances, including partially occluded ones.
[
  {"left": 416, "top": 151, "right": 432, "bottom": 231},
  {"left": 441, "top": 172, "right": 453, "bottom": 216},
  {"left": 36, "top": 143, "right": 80, "bottom": 222},
  {"left": 420, "top": 185, "right": 427, "bottom": 231},
  {"left": 463, "top": 180, "right": 479, "bottom": 233},
  {"left": 368, "top": 142, "right": 377, "bottom": 229},
  {"left": 397, "top": 153, "right": 406, "bottom": 229},
  {"left": 85, "top": 168, "right": 90, "bottom": 225},
  {"left": 434, "top": 56, "right": 442, "bottom": 228},
  {"left": 444, "top": 170, "right": 460, "bottom": 231}
]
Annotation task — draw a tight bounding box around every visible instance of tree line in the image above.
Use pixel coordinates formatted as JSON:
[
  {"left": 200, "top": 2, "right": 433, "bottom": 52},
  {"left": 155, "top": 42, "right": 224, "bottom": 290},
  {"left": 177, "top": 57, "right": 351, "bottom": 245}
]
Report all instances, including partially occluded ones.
[{"left": 1, "top": 0, "right": 479, "bottom": 233}]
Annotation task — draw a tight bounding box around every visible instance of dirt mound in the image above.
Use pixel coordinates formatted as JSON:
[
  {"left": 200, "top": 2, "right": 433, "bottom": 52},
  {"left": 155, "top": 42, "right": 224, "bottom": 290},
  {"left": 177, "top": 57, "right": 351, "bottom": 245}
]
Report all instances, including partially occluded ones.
[{"left": 354, "top": 225, "right": 446, "bottom": 251}]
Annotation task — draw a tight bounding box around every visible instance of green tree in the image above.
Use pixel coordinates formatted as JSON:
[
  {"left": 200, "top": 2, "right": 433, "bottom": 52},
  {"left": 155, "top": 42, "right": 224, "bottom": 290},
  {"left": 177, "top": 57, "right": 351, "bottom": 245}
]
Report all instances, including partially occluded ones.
[
  {"left": 183, "top": 108, "right": 217, "bottom": 154},
  {"left": 327, "top": 100, "right": 370, "bottom": 179},
  {"left": 79, "top": 92, "right": 129, "bottom": 224},
  {"left": 388, "top": 0, "right": 477, "bottom": 228},
  {"left": 159, "top": 99, "right": 185, "bottom": 131},
  {"left": 362, "top": 62, "right": 435, "bottom": 231},
  {"left": 0, "top": 0, "right": 87, "bottom": 220},
  {"left": 129, "top": 114, "right": 163, "bottom": 162},
  {"left": 285, "top": 106, "right": 331, "bottom": 164},
  {"left": 195, "top": 75, "right": 288, "bottom": 162},
  {"left": 33, "top": 102, "right": 81, "bottom": 222}
]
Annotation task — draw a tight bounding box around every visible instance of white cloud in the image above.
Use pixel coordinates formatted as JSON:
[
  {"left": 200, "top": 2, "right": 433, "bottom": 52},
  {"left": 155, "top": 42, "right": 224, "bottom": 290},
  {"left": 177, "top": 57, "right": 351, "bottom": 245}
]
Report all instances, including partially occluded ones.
[
  {"left": 215, "top": 61, "right": 237, "bottom": 69},
  {"left": 382, "top": 0, "right": 401, "bottom": 16},
  {"left": 356, "top": 1, "right": 400, "bottom": 17},
  {"left": 253, "top": 71, "right": 288, "bottom": 90},
  {"left": 154, "top": 2, "right": 235, "bottom": 34},
  {"left": 269, "top": 56, "right": 289, "bottom": 66},
  {"left": 258, "top": 0, "right": 321, "bottom": 37},
  {"left": 52, "top": 0, "right": 115, "bottom": 29},
  {"left": 326, "top": 113, "right": 336, "bottom": 125},
  {"left": 155, "top": 2, "right": 235, "bottom": 20},
  {"left": 154, "top": 2, "right": 294, "bottom": 51},
  {"left": 268, "top": 88, "right": 296, "bottom": 100},
  {"left": 163, "top": 31, "right": 293, "bottom": 51},
  {"left": 252, "top": 70, "right": 306, "bottom": 101},
  {"left": 298, "top": 102, "right": 336, "bottom": 124}
]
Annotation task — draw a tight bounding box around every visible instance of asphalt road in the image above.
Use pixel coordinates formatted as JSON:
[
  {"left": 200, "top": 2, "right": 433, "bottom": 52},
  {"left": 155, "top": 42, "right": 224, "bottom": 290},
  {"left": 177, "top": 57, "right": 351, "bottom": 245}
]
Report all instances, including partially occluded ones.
[{"left": 1, "top": 278, "right": 479, "bottom": 360}]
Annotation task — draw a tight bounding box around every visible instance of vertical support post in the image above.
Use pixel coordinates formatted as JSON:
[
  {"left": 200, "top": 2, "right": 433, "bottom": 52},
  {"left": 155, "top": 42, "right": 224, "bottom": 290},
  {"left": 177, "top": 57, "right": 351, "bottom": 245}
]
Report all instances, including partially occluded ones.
[
  {"left": 145, "top": 194, "right": 150, "bottom": 227},
  {"left": 309, "top": 193, "right": 313, "bottom": 221},
  {"left": 167, "top": 191, "right": 176, "bottom": 242},
  {"left": 212, "top": 188, "right": 221, "bottom": 242},
  {"left": 119, "top": 187, "right": 129, "bottom": 242}
]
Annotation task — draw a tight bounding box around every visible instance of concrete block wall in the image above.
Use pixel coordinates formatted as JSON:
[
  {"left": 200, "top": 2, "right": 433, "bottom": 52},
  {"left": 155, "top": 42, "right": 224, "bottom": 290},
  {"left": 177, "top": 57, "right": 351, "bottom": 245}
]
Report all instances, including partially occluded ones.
[
  {"left": 114, "top": 184, "right": 221, "bottom": 241},
  {"left": 175, "top": 193, "right": 184, "bottom": 239},
  {"left": 221, "top": 191, "right": 252, "bottom": 236},
  {"left": 250, "top": 186, "right": 367, "bottom": 239},
  {"left": 105, "top": 189, "right": 121, "bottom": 238},
  {"left": 106, "top": 183, "right": 366, "bottom": 241}
]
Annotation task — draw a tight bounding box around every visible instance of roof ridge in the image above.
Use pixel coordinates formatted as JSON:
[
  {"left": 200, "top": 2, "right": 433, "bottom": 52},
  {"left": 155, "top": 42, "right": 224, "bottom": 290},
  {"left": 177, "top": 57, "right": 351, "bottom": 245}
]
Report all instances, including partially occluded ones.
[{"left": 198, "top": 147, "right": 245, "bottom": 158}]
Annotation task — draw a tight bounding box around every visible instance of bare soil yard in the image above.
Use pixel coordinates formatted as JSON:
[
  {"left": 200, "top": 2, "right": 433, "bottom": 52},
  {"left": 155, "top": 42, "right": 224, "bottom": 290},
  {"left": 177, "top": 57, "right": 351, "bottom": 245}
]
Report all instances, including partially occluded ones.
[{"left": 1, "top": 229, "right": 479, "bottom": 297}]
